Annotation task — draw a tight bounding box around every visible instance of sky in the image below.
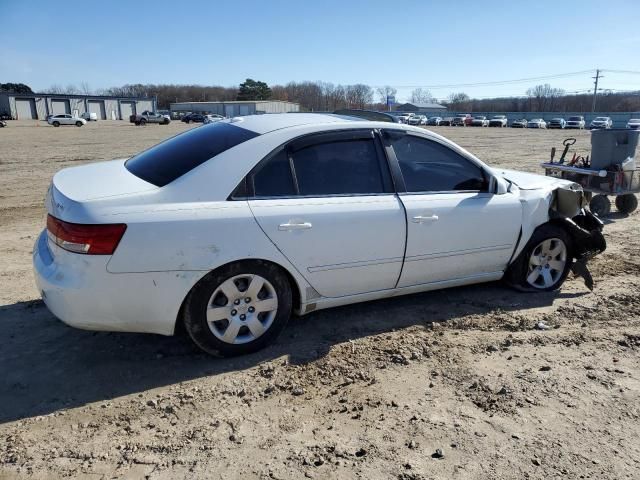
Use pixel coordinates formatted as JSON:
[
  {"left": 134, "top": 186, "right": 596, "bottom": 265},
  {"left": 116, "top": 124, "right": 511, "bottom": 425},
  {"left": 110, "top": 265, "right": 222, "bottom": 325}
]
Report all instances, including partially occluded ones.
[{"left": 1, "top": 0, "right": 640, "bottom": 102}]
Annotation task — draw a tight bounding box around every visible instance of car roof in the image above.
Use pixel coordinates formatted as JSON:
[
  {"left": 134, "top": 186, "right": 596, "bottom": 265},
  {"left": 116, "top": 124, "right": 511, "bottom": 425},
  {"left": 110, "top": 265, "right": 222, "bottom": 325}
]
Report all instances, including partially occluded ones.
[{"left": 229, "top": 113, "right": 359, "bottom": 134}]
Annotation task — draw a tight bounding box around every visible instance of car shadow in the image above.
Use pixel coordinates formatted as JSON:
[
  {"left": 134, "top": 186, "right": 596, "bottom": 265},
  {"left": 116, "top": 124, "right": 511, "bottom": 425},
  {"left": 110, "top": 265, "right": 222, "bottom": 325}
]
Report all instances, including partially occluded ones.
[{"left": 0, "top": 281, "right": 588, "bottom": 424}]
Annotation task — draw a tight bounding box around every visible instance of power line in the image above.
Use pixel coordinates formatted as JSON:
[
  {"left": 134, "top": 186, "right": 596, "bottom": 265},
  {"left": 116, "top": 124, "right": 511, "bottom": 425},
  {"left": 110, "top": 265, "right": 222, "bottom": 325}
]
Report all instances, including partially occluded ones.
[{"left": 373, "top": 70, "right": 595, "bottom": 89}]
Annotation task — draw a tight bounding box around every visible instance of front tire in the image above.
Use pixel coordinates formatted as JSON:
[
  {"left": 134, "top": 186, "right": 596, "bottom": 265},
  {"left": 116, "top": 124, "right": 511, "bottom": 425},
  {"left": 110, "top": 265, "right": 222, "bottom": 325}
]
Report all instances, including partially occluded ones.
[
  {"left": 53, "top": 121, "right": 60, "bottom": 127},
  {"left": 590, "top": 194, "right": 611, "bottom": 217},
  {"left": 183, "top": 261, "right": 293, "bottom": 357},
  {"left": 75, "top": 121, "right": 83, "bottom": 127},
  {"left": 505, "top": 224, "right": 572, "bottom": 292}
]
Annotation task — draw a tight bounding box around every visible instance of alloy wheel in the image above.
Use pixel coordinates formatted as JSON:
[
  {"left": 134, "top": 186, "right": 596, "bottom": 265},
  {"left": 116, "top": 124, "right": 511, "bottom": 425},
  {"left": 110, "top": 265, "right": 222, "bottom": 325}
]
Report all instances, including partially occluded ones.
[
  {"left": 526, "top": 238, "right": 567, "bottom": 289},
  {"left": 206, "top": 274, "right": 278, "bottom": 344}
]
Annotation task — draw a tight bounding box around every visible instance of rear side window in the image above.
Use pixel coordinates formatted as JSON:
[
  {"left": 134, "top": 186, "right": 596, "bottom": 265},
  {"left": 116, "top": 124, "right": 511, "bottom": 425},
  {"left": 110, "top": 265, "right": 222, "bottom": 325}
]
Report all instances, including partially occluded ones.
[
  {"left": 386, "top": 132, "right": 488, "bottom": 192},
  {"left": 292, "top": 139, "right": 385, "bottom": 196},
  {"left": 125, "top": 122, "right": 259, "bottom": 187}
]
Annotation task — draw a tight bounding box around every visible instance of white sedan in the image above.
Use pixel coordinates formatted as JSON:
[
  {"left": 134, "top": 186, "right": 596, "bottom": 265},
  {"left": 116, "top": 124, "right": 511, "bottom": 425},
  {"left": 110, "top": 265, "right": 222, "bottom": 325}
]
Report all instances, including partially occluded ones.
[
  {"left": 527, "top": 118, "right": 547, "bottom": 129},
  {"left": 48, "top": 114, "right": 86, "bottom": 127},
  {"left": 203, "top": 114, "right": 225, "bottom": 124},
  {"left": 34, "top": 114, "right": 605, "bottom": 356}
]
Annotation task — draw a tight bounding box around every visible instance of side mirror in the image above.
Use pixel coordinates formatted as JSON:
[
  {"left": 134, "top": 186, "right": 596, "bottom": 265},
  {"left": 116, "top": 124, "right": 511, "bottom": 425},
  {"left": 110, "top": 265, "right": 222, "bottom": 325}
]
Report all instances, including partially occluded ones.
[{"left": 494, "top": 175, "right": 510, "bottom": 194}]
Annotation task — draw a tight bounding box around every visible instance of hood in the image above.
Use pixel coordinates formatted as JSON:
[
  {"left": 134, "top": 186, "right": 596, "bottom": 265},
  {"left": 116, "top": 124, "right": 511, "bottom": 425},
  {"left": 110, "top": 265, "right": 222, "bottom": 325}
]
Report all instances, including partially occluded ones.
[
  {"left": 493, "top": 168, "right": 575, "bottom": 190},
  {"left": 52, "top": 159, "right": 157, "bottom": 202}
]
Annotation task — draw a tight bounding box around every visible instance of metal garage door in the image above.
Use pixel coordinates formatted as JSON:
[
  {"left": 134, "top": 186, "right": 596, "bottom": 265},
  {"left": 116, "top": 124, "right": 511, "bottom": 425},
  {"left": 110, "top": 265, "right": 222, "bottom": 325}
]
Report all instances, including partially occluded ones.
[
  {"left": 120, "top": 101, "right": 135, "bottom": 120},
  {"left": 51, "top": 99, "right": 71, "bottom": 115},
  {"left": 225, "top": 105, "right": 236, "bottom": 117},
  {"left": 88, "top": 100, "right": 106, "bottom": 119},
  {"left": 239, "top": 105, "right": 250, "bottom": 115},
  {"left": 15, "top": 98, "right": 37, "bottom": 119}
]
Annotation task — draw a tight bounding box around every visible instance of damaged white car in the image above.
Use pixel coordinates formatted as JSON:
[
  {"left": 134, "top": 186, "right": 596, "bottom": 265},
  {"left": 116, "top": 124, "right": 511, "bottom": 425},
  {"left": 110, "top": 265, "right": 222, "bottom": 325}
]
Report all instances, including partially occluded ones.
[{"left": 33, "top": 114, "right": 606, "bottom": 356}]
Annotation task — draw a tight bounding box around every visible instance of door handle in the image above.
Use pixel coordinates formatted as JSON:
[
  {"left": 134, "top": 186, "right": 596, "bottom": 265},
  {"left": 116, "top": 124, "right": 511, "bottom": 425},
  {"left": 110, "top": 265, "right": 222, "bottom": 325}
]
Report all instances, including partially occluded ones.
[
  {"left": 412, "top": 215, "right": 439, "bottom": 223},
  {"left": 278, "top": 221, "right": 313, "bottom": 231}
]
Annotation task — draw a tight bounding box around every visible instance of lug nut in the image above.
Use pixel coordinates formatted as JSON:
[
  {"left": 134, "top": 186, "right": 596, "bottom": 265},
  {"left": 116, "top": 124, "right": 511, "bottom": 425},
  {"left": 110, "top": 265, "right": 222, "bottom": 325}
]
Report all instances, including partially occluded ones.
[
  {"left": 240, "top": 314, "right": 246, "bottom": 320},
  {"left": 234, "top": 299, "right": 240, "bottom": 305},
  {"left": 245, "top": 297, "right": 251, "bottom": 303},
  {"left": 231, "top": 309, "right": 237, "bottom": 316},
  {"left": 248, "top": 306, "right": 255, "bottom": 313}
]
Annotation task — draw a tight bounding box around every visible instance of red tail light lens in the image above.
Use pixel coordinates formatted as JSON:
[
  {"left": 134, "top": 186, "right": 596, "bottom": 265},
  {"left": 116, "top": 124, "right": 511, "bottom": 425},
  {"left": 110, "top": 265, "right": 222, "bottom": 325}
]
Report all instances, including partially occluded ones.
[{"left": 47, "top": 215, "right": 127, "bottom": 255}]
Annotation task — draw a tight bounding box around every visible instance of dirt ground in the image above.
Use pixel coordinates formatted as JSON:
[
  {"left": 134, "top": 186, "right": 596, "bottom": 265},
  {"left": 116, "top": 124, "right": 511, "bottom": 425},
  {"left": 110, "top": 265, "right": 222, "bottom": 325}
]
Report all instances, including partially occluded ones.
[{"left": 1, "top": 120, "right": 639, "bottom": 480}]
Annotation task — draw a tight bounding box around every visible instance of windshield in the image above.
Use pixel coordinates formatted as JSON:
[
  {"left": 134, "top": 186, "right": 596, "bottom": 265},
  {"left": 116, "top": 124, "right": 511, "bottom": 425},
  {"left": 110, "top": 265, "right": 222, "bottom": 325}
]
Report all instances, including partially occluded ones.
[
  {"left": 594, "top": 117, "right": 608, "bottom": 121},
  {"left": 492, "top": 116, "right": 505, "bottom": 119},
  {"left": 568, "top": 116, "right": 582, "bottom": 121},
  {"left": 125, "top": 122, "right": 259, "bottom": 187}
]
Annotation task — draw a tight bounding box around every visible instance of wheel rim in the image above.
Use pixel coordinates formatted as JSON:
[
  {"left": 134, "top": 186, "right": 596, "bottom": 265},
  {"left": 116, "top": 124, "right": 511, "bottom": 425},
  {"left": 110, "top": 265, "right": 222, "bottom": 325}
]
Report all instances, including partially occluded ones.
[
  {"left": 526, "top": 238, "right": 567, "bottom": 289},
  {"left": 206, "top": 274, "right": 278, "bottom": 344}
]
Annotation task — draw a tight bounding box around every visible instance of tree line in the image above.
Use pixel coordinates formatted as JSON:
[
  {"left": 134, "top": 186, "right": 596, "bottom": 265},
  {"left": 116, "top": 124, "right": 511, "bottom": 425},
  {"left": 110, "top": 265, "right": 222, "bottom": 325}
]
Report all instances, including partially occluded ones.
[{"left": 6, "top": 79, "right": 640, "bottom": 112}]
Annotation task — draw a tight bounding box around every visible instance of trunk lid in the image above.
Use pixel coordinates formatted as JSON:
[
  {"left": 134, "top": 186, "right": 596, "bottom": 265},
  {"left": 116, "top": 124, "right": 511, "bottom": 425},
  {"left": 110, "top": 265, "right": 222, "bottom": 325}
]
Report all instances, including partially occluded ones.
[{"left": 47, "top": 159, "right": 157, "bottom": 221}]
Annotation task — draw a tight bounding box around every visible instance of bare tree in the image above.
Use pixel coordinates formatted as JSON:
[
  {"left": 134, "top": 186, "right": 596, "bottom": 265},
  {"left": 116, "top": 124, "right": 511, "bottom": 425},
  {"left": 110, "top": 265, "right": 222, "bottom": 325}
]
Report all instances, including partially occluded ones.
[
  {"left": 376, "top": 86, "right": 397, "bottom": 107},
  {"left": 446, "top": 92, "right": 471, "bottom": 110},
  {"left": 79, "top": 82, "right": 92, "bottom": 95},
  {"left": 410, "top": 88, "right": 434, "bottom": 104},
  {"left": 525, "top": 84, "right": 565, "bottom": 111},
  {"left": 65, "top": 84, "right": 80, "bottom": 94},
  {"left": 44, "top": 84, "right": 65, "bottom": 94},
  {"left": 346, "top": 84, "right": 373, "bottom": 109}
]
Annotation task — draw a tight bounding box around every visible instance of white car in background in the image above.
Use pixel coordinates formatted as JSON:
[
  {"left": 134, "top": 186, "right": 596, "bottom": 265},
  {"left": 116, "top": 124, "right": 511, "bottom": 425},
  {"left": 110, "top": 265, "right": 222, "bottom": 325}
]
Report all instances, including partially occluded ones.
[
  {"left": 47, "top": 114, "right": 86, "bottom": 127},
  {"left": 397, "top": 113, "right": 412, "bottom": 124},
  {"left": 589, "top": 117, "right": 612, "bottom": 129},
  {"left": 565, "top": 116, "right": 586, "bottom": 129},
  {"left": 407, "top": 114, "right": 427, "bottom": 126},
  {"left": 527, "top": 118, "right": 547, "bottom": 129},
  {"left": 489, "top": 115, "right": 508, "bottom": 127},
  {"left": 627, "top": 118, "right": 640, "bottom": 130},
  {"left": 34, "top": 114, "right": 605, "bottom": 356},
  {"left": 203, "top": 114, "right": 225, "bottom": 124}
]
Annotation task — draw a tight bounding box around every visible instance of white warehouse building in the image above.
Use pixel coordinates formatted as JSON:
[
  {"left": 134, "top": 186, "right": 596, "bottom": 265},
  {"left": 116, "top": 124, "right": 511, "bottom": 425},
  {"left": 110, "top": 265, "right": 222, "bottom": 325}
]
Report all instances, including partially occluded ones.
[
  {"left": 170, "top": 100, "right": 300, "bottom": 117},
  {"left": 0, "top": 92, "right": 156, "bottom": 120}
]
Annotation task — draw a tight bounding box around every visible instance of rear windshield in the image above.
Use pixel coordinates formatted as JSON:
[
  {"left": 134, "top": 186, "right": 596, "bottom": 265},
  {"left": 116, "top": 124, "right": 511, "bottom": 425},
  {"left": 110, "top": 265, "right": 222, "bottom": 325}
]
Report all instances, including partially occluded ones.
[{"left": 125, "top": 122, "right": 259, "bottom": 187}]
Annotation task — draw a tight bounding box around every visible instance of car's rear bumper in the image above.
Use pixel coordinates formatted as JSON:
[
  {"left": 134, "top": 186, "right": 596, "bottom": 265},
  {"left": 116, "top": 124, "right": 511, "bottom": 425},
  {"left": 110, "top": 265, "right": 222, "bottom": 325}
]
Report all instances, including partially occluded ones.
[{"left": 33, "top": 230, "right": 202, "bottom": 336}]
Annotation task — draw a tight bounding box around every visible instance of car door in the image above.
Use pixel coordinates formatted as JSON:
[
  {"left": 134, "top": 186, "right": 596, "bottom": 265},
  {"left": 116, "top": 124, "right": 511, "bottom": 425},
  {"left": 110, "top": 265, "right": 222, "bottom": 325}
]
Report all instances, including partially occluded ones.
[
  {"left": 382, "top": 129, "right": 522, "bottom": 288},
  {"left": 246, "top": 129, "right": 406, "bottom": 298},
  {"left": 62, "top": 114, "right": 72, "bottom": 125}
]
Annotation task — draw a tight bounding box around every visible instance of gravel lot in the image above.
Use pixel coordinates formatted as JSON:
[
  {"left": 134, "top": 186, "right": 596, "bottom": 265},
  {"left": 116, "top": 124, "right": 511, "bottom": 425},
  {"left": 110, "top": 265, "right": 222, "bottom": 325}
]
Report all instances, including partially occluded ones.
[{"left": 1, "top": 120, "right": 639, "bottom": 479}]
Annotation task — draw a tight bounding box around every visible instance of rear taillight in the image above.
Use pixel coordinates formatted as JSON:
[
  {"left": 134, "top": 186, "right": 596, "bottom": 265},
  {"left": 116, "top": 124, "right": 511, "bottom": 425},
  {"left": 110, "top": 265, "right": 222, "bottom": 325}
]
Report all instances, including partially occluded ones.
[{"left": 46, "top": 214, "right": 127, "bottom": 255}]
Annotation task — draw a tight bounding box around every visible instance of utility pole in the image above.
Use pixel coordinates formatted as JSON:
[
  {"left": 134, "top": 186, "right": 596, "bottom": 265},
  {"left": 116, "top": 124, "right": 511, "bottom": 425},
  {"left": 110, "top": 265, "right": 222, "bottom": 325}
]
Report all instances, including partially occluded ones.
[{"left": 592, "top": 69, "right": 603, "bottom": 112}]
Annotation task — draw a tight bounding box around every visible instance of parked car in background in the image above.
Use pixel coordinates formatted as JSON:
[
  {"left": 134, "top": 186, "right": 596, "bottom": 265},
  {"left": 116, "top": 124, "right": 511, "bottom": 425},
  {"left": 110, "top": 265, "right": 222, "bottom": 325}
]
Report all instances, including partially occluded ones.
[
  {"left": 452, "top": 116, "right": 467, "bottom": 126},
  {"left": 81, "top": 112, "right": 98, "bottom": 122},
  {"left": 589, "top": 116, "right": 612, "bottom": 129},
  {"left": 489, "top": 115, "right": 508, "bottom": 127},
  {"left": 547, "top": 118, "right": 566, "bottom": 129},
  {"left": 396, "top": 113, "right": 412, "bottom": 124},
  {"left": 428, "top": 117, "right": 443, "bottom": 126},
  {"left": 407, "top": 114, "right": 427, "bottom": 126},
  {"left": 34, "top": 113, "right": 605, "bottom": 357},
  {"left": 47, "top": 114, "right": 86, "bottom": 127},
  {"left": 511, "top": 119, "right": 528, "bottom": 128},
  {"left": 130, "top": 111, "right": 171, "bottom": 125},
  {"left": 527, "top": 119, "right": 547, "bottom": 129},
  {"left": 182, "top": 113, "right": 207, "bottom": 124},
  {"left": 627, "top": 118, "right": 640, "bottom": 130},
  {"left": 471, "top": 116, "right": 489, "bottom": 127},
  {"left": 439, "top": 117, "right": 453, "bottom": 126},
  {"left": 565, "top": 116, "right": 585, "bottom": 129},
  {"left": 204, "top": 114, "right": 225, "bottom": 124}
]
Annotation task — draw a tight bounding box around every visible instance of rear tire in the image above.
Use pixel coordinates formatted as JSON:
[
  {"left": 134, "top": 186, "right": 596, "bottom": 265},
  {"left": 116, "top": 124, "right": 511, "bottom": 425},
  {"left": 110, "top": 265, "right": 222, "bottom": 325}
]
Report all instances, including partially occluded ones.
[
  {"left": 53, "top": 121, "right": 60, "bottom": 127},
  {"left": 590, "top": 194, "right": 611, "bottom": 217},
  {"left": 615, "top": 194, "right": 638, "bottom": 214},
  {"left": 505, "top": 224, "right": 572, "bottom": 292},
  {"left": 139, "top": 119, "right": 147, "bottom": 126},
  {"left": 183, "top": 261, "right": 292, "bottom": 357}
]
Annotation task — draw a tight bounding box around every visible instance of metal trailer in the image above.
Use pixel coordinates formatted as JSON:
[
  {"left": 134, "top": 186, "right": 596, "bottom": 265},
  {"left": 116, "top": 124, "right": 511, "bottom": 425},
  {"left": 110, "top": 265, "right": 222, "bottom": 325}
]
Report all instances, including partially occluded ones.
[{"left": 541, "top": 130, "right": 640, "bottom": 217}]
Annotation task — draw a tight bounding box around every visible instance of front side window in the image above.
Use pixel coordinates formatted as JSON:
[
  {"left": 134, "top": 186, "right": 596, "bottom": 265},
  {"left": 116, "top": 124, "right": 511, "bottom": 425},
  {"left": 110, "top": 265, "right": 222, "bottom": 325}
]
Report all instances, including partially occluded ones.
[{"left": 385, "top": 131, "right": 488, "bottom": 193}]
